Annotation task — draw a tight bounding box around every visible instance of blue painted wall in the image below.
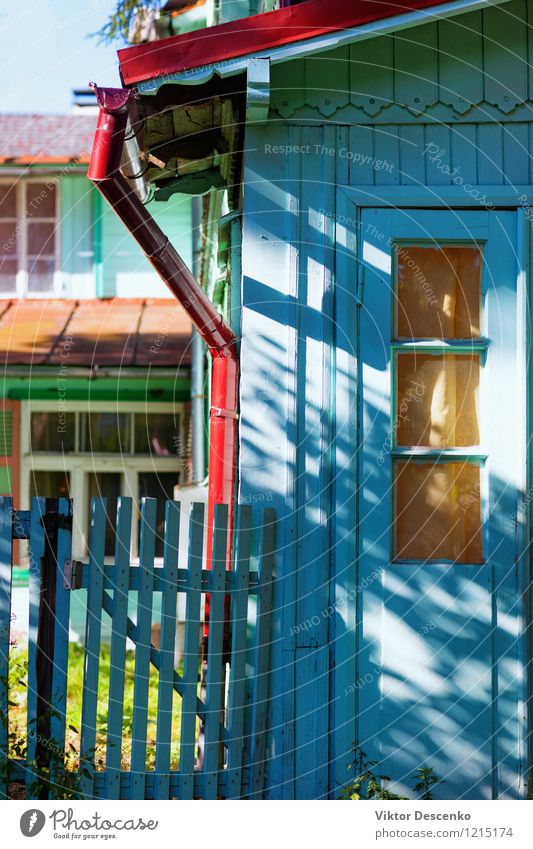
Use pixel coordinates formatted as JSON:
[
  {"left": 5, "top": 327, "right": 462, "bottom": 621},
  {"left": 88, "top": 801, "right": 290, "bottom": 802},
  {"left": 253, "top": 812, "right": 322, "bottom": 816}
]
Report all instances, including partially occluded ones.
[{"left": 238, "top": 0, "right": 533, "bottom": 799}]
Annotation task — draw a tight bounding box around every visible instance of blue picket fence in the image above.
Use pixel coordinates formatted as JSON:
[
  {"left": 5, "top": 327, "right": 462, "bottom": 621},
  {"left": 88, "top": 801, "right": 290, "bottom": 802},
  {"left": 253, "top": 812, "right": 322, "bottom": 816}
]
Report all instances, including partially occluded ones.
[{"left": 0, "top": 495, "right": 275, "bottom": 800}]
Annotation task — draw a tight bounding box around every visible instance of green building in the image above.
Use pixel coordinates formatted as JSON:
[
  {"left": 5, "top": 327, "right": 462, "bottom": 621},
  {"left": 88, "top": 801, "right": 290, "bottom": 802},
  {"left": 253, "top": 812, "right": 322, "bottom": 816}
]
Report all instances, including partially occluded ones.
[{"left": 0, "top": 109, "right": 195, "bottom": 560}]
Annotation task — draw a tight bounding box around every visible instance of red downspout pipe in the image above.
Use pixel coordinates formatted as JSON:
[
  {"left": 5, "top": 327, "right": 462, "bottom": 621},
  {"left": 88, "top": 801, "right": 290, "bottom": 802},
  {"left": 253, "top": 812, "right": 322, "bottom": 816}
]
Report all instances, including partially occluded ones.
[{"left": 87, "top": 85, "right": 238, "bottom": 577}]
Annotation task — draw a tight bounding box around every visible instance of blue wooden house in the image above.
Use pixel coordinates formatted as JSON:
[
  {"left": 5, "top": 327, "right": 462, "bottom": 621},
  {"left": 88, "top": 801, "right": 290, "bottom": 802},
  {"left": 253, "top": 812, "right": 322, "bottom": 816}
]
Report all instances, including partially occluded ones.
[
  {"left": 3, "top": 0, "right": 531, "bottom": 802},
  {"left": 110, "top": 0, "right": 533, "bottom": 800}
]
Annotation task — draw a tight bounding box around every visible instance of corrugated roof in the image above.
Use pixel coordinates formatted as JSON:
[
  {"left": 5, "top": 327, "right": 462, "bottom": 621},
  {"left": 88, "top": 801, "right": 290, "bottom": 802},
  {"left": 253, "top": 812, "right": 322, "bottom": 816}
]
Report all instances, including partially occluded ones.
[
  {"left": 0, "top": 299, "right": 192, "bottom": 368},
  {"left": 0, "top": 114, "right": 96, "bottom": 165}
]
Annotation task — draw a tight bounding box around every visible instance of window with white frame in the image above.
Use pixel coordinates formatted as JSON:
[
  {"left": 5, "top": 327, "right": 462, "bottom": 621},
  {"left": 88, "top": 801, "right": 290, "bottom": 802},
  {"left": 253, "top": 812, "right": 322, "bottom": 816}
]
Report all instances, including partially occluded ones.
[
  {"left": 0, "top": 179, "right": 59, "bottom": 296},
  {"left": 20, "top": 401, "right": 190, "bottom": 559}
]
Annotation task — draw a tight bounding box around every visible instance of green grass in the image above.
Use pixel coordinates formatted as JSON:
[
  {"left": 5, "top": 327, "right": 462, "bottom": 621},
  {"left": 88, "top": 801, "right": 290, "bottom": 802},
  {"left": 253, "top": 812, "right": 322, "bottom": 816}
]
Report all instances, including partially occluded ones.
[{"left": 8, "top": 642, "right": 183, "bottom": 772}]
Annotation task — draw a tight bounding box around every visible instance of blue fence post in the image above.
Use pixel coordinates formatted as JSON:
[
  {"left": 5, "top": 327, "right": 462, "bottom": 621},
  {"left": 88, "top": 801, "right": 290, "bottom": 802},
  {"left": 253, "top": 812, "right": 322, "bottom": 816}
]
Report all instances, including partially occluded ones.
[
  {"left": 26, "top": 497, "right": 46, "bottom": 798},
  {"left": 129, "top": 497, "right": 157, "bottom": 800},
  {"left": 179, "top": 502, "right": 204, "bottom": 800},
  {"left": 202, "top": 503, "right": 228, "bottom": 800},
  {"left": 49, "top": 497, "right": 73, "bottom": 794},
  {"left": 105, "top": 496, "right": 133, "bottom": 800},
  {"left": 226, "top": 505, "right": 252, "bottom": 799},
  {"left": 79, "top": 498, "right": 107, "bottom": 799},
  {"left": 0, "top": 497, "right": 13, "bottom": 799},
  {"left": 155, "top": 500, "right": 180, "bottom": 799}
]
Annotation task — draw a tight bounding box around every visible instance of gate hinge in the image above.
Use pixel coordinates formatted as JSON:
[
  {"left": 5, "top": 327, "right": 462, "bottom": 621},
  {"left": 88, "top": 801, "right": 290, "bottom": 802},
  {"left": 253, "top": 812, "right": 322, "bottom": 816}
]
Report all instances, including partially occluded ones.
[{"left": 64, "top": 559, "right": 84, "bottom": 590}]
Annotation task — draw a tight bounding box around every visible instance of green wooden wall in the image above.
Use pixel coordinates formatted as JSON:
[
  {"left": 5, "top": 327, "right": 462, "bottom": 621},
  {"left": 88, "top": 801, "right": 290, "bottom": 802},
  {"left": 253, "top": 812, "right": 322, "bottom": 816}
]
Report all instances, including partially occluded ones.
[
  {"left": 100, "top": 191, "right": 192, "bottom": 298},
  {"left": 59, "top": 174, "right": 192, "bottom": 299}
]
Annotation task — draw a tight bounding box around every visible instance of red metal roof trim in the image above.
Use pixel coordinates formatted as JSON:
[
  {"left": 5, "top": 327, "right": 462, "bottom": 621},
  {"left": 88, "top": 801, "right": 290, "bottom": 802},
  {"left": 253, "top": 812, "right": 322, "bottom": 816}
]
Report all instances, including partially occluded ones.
[
  {"left": 0, "top": 299, "right": 192, "bottom": 368},
  {"left": 119, "top": 0, "right": 453, "bottom": 85}
]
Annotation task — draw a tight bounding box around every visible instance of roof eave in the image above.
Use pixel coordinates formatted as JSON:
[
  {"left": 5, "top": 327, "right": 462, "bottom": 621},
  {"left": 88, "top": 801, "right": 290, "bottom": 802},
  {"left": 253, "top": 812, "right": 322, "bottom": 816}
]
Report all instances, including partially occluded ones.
[{"left": 120, "top": 0, "right": 511, "bottom": 93}]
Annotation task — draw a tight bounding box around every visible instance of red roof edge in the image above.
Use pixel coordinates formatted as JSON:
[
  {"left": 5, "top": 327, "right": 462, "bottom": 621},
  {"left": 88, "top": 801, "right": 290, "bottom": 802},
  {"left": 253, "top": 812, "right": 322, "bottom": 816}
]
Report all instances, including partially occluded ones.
[{"left": 118, "top": 0, "right": 452, "bottom": 86}]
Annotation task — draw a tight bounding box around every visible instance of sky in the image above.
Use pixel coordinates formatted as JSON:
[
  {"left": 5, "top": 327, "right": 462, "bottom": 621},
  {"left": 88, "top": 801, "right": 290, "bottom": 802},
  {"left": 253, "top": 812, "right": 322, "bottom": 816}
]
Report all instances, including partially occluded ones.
[{"left": 0, "top": 0, "right": 123, "bottom": 114}]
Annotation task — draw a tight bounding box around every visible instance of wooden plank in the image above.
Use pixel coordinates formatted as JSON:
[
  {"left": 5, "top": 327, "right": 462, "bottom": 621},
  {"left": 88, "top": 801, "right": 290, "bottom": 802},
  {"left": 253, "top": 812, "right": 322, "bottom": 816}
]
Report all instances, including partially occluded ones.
[
  {"left": 154, "top": 500, "right": 180, "bottom": 799},
  {"left": 178, "top": 502, "right": 204, "bottom": 799},
  {"left": 350, "top": 36, "right": 393, "bottom": 116},
  {"left": 226, "top": 506, "right": 252, "bottom": 799},
  {"left": 104, "top": 497, "right": 132, "bottom": 800},
  {"left": 79, "top": 498, "right": 107, "bottom": 799},
  {"left": 0, "top": 498, "right": 13, "bottom": 800},
  {"left": 503, "top": 123, "right": 530, "bottom": 186},
  {"left": 450, "top": 124, "right": 477, "bottom": 187},
  {"left": 294, "top": 646, "right": 329, "bottom": 800},
  {"left": 438, "top": 11, "right": 483, "bottom": 113},
  {"left": 423, "top": 125, "right": 451, "bottom": 186},
  {"left": 373, "top": 126, "right": 400, "bottom": 187},
  {"left": 49, "top": 498, "right": 73, "bottom": 793},
  {"left": 248, "top": 508, "right": 275, "bottom": 799},
  {"left": 202, "top": 504, "right": 228, "bottom": 800},
  {"left": 129, "top": 497, "right": 157, "bottom": 800},
  {"left": 393, "top": 23, "right": 438, "bottom": 113},
  {"left": 399, "top": 126, "right": 425, "bottom": 187},
  {"left": 306, "top": 46, "right": 350, "bottom": 117},
  {"left": 347, "top": 125, "right": 375, "bottom": 186},
  {"left": 477, "top": 124, "right": 504, "bottom": 185},
  {"left": 26, "top": 497, "right": 46, "bottom": 798},
  {"left": 484, "top": 0, "right": 527, "bottom": 113}
]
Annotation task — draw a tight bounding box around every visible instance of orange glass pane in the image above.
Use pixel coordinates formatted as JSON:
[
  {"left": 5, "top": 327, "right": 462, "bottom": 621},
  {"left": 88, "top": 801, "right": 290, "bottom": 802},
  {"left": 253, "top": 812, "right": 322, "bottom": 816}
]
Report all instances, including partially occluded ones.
[
  {"left": 394, "top": 461, "right": 483, "bottom": 563},
  {"left": 395, "top": 245, "right": 482, "bottom": 339},
  {"left": 396, "top": 353, "right": 480, "bottom": 447}
]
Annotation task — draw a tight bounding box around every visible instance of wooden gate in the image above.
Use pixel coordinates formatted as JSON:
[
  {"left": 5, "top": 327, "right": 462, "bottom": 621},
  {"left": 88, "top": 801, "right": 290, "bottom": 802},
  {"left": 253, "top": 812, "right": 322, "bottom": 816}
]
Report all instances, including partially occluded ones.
[{"left": 0, "top": 496, "right": 275, "bottom": 800}]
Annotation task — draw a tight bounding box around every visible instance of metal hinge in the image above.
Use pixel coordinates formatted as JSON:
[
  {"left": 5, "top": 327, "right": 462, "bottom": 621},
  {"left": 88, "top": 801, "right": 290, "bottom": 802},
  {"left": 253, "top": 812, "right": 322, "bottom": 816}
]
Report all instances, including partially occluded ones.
[{"left": 64, "top": 559, "right": 84, "bottom": 590}]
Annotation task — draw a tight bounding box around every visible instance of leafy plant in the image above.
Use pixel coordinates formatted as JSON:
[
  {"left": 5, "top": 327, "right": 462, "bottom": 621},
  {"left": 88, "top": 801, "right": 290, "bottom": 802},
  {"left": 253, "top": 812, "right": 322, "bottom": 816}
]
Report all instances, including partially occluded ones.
[
  {"left": 341, "top": 748, "right": 442, "bottom": 800},
  {"left": 413, "top": 765, "right": 441, "bottom": 800},
  {"left": 340, "top": 749, "right": 407, "bottom": 800}
]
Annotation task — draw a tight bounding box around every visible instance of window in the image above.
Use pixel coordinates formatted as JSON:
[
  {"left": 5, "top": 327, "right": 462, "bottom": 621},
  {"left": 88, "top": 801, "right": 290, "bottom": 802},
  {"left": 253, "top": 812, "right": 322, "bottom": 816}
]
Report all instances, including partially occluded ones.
[
  {"left": 392, "top": 243, "right": 485, "bottom": 564},
  {"left": 0, "top": 180, "right": 59, "bottom": 296},
  {"left": 21, "top": 402, "right": 189, "bottom": 560}
]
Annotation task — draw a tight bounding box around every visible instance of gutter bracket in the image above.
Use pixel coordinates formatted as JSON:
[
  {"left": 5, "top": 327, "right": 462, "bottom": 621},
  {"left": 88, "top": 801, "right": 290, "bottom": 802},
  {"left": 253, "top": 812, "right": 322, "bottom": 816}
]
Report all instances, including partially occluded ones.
[
  {"left": 246, "top": 58, "right": 270, "bottom": 124},
  {"left": 210, "top": 406, "right": 239, "bottom": 420}
]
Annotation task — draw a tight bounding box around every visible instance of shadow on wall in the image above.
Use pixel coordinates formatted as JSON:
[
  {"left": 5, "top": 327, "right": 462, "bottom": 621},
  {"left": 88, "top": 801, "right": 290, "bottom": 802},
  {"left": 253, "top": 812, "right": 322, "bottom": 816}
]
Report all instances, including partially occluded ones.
[{"left": 238, "top": 168, "right": 527, "bottom": 800}]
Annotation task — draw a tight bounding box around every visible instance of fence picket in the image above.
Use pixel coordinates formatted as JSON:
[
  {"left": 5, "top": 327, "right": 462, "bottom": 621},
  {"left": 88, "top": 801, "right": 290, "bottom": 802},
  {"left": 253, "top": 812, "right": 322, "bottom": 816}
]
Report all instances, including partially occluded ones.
[
  {"left": 248, "top": 508, "right": 275, "bottom": 799},
  {"left": 178, "top": 502, "right": 204, "bottom": 799},
  {"left": 129, "top": 498, "right": 157, "bottom": 799},
  {"left": 154, "top": 501, "right": 180, "bottom": 799},
  {"left": 105, "top": 497, "right": 133, "bottom": 800},
  {"left": 26, "top": 497, "right": 46, "bottom": 797},
  {"left": 226, "top": 505, "right": 252, "bottom": 799},
  {"left": 49, "top": 497, "right": 73, "bottom": 793},
  {"left": 2, "top": 495, "right": 275, "bottom": 802},
  {"left": 0, "top": 498, "right": 13, "bottom": 799},
  {"left": 79, "top": 498, "right": 107, "bottom": 799},
  {"left": 202, "top": 503, "right": 228, "bottom": 800}
]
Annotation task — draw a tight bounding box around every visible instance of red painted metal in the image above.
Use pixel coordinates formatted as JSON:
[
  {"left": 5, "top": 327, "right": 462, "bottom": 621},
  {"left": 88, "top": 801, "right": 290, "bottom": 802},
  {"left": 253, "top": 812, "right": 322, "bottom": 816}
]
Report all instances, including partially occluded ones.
[
  {"left": 118, "top": 0, "right": 452, "bottom": 85},
  {"left": 87, "top": 86, "right": 239, "bottom": 580}
]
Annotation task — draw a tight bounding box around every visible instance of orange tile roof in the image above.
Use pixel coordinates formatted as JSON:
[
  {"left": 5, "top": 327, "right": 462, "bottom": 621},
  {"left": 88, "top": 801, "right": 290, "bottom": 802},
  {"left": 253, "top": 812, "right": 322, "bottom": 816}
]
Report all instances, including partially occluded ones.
[
  {"left": 0, "top": 298, "right": 192, "bottom": 368},
  {"left": 0, "top": 114, "right": 96, "bottom": 165}
]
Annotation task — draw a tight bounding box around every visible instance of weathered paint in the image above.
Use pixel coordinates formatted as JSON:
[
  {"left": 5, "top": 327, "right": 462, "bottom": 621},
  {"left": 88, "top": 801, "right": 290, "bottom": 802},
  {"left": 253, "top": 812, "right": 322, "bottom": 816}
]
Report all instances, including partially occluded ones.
[{"left": 238, "top": 0, "right": 533, "bottom": 799}]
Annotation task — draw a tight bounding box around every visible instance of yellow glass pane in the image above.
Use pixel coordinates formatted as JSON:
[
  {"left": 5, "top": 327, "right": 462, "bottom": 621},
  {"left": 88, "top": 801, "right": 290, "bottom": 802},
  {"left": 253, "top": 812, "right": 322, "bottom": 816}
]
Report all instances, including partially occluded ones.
[
  {"left": 395, "top": 245, "right": 482, "bottom": 339},
  {"left": 394, "top": 461, "right": 483, "bottom": 563},
  {"left": 396, "top": 353, "right": 480, "bottom": 447}
]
